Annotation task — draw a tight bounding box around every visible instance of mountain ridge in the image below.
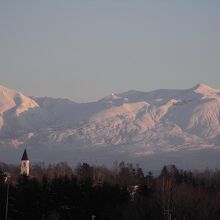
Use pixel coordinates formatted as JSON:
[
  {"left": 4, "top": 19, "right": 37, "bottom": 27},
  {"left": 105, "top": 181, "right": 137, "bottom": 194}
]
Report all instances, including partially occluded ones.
[{"left": 0, "top": 83, "right": 220, "bottom": 166}]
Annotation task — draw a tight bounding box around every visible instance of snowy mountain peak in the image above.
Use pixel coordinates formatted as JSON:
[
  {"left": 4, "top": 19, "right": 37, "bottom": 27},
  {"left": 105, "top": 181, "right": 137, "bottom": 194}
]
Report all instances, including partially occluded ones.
[
  {"left": 191, "top": 83, "right": 220, "bottom": 95},
  {"left": 0, "top": 84, "right": 17, "bottom": 96},
  {"left": 110, "top": 93, "right": 120, "bottom": 100},
  {"left": 0, "top": 85, "right": 38, "bottom": 119},
  {"left": 100, "top": 93, "right": 122, "bottom": 102}
]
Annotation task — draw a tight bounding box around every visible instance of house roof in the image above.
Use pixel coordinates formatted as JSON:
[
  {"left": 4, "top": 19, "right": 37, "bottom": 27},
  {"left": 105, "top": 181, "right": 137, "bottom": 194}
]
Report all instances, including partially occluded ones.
[{"left": 21, "top": 149, "right": 29, "bottom": 160}]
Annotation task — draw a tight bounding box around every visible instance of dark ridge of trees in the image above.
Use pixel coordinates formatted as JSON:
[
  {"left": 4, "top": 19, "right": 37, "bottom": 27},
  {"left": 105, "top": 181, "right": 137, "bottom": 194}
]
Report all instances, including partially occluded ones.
[{"left": 1, "top": 162, "right": 220, "bottom": 219}]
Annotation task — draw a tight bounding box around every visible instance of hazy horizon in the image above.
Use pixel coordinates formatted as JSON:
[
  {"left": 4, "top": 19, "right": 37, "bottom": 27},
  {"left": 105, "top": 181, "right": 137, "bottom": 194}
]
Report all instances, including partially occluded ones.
[
  {"left": 0, "top": 82, "right": 218, "bottom": 103},
  {"left": 1, "top": 1, "right": 220, "bottom": 102}
]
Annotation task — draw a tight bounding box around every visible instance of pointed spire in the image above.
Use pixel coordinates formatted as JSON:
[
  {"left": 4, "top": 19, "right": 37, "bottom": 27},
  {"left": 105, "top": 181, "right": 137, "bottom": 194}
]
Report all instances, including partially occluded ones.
[{"left": 21, "top": 149, "right": 29, "bottom": 161}]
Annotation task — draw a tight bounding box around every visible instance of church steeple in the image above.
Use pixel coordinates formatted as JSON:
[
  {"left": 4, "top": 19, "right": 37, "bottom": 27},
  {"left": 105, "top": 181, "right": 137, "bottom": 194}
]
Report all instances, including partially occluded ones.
[
  {"left": 21, "top": 149, "right": 29, "bottom": 160},
  {"left": 20, "top": 149, "right": 30, "bottom": 176}
]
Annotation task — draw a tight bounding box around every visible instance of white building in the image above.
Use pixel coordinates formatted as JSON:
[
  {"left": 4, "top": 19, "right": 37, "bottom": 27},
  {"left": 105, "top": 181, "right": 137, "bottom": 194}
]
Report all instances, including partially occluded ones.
[{"left": 20, "top": 149, "right": 30, "bottom": 176}]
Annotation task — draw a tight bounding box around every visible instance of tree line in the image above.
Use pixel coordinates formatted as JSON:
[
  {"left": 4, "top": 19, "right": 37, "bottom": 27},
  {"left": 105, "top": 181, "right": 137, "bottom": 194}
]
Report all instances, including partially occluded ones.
[{"left": 1, "top": 162, "right": 220, "bottom": 219}]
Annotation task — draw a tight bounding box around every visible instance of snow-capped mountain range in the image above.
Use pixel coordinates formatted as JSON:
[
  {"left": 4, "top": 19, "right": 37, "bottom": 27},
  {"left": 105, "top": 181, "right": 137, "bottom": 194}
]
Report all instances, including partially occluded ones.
[{"left": 0, "top": 83, "right": 220, "bottom": 167}]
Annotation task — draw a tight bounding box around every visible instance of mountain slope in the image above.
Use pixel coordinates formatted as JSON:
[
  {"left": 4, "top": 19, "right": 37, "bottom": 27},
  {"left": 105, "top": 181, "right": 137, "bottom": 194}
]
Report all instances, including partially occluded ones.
[
  {"left": 0, "top": 83, "right": 220, "bottom": 164},
  {"left": 0, "top": 85, "right": 39, "bottom": 135}
]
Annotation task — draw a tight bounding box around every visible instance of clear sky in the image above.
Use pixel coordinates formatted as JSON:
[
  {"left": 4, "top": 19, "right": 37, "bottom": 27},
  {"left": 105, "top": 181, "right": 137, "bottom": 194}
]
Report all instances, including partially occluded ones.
[{"left": 0, "top": 0, "right": 220, "bottom": 102}]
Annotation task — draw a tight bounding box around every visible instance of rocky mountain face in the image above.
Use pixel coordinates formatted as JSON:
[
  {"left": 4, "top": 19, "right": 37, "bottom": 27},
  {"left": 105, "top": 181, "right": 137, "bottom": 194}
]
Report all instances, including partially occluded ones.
[{"left": 0, "top": 84, "right": 220, "bottom": 167}]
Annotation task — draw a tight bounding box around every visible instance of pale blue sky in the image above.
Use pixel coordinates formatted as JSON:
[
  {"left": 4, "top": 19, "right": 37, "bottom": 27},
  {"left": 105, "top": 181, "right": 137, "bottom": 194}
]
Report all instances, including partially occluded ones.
[{"left": 0, "top": 0, "right": 220, "bottom": 102}]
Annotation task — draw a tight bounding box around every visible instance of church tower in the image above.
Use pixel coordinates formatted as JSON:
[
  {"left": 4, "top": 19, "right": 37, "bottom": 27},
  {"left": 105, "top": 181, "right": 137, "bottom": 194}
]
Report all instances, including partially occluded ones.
[{"left": 20, "top": 149, "right": 30, "bottom": 176}]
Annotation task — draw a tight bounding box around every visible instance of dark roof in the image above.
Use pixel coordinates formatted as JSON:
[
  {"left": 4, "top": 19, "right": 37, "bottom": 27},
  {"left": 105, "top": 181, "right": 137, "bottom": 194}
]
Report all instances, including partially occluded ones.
[{"left": 21, "top": 149, "right": 29, "bottom": 160}]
